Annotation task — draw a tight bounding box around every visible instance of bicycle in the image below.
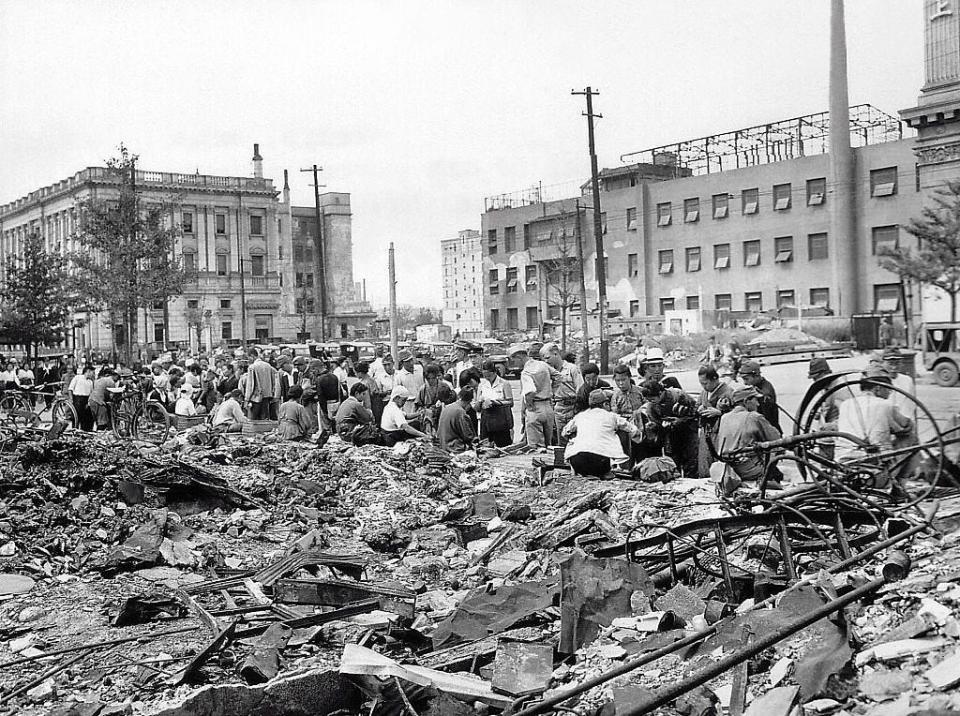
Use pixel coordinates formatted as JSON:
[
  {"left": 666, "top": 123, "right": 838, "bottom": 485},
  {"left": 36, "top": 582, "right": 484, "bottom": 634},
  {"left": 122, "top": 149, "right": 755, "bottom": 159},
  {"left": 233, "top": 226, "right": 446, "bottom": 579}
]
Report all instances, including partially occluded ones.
[
  {"left": 0, "top": 386, "right": 39, "bottom": 429},
  {"left": 103, "top": 384, "right": 172, "bottom": 444},
  {"left": 0, "top": 382, "right": 81, "bottom": 430}
]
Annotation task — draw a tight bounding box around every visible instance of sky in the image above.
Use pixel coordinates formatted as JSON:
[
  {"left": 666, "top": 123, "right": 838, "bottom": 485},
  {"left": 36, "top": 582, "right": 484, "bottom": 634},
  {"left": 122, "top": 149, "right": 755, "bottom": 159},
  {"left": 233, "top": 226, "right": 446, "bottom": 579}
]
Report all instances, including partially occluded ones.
[{"left": 0, "top": 1, "right": 924, "bottom": 310}]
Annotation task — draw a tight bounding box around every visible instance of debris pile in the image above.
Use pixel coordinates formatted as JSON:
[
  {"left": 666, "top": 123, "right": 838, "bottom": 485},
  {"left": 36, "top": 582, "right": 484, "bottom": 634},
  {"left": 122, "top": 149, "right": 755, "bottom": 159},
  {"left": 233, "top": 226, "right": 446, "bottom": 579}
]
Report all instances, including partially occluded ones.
[{"left": 1, "top": 426, "right": 959, "bottom": 715}]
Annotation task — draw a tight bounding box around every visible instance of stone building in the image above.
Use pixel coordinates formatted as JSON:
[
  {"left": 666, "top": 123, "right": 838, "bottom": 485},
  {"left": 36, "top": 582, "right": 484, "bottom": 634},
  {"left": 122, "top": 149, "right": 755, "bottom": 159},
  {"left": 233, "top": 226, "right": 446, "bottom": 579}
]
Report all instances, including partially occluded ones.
[{"left": 441, "top": 229, "right": 485, "bottom": 339}]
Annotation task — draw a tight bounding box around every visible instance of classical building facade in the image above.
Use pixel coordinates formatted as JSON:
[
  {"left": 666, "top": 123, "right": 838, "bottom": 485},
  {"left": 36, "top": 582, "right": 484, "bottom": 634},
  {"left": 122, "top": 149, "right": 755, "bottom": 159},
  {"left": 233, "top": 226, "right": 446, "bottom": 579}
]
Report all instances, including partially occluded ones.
[
  {"left": 0, "top": 146, "right": 374, "bottom": 352},
  {"left": 441, "top": 229, "right": 485, "bottom": 339}
]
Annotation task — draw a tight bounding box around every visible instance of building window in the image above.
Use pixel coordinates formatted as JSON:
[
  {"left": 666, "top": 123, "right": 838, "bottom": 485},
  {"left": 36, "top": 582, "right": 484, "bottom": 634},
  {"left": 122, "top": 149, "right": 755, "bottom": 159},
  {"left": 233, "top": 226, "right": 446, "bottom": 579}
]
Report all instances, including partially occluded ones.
[
  {"left": 221, "top": 321, "right": 232, "bottom": 340},
  {"left": 686, "top": 295, "right": 700, "bottom": 310},
  {"left": 153, "top": 323, "right": 165, "bottom": 343},
  {"left": 182, "top": 212, "right": 194, "bottom": 233},
  {"left": 294, "top": 245, "right": 304, "bottom": 263},
  {"left": 489, "top": 309, "right": 500, "bottom": 330},
  {"left": 745, "top": 291, "right": 763, "bottom": 312},
  {"left": 712, "top": 193, "right": 729, "bottom": 219},
  {"left": 488, "top": 268, "right": 499, "bottom": 295},
  {"left": 219, "top": 299, "right": 231, "bottom": 309},
  {"left": 600, "top": 212, "right": 607, "bottom": 234},
  {"left": 250, "top": 255, "right": 265, "bottom": 276},
  {"left": 305, "top": 273, "right": 314, "bottom": 287},
  {"left": 686, "top": 246, "right": 701, "bottom": 272},
  {"left": 187, "top": 299, "right": 199, "bottom": 309},
  {"left": 874, "top": 283, "right": 902, "bottom": 312},
  {"left": 773, "top": 183, "right": 792, "bottom": 211},
  {"left": 629, "top": 300, "right": 640, "bottom": 317},
  {"left": 657, "top": 202, "right": 672, "bottom": 227},
  {"left": 743, "top": 239, "right": 761, "bottom": 267},
  {"left": 152, "top": 299, "right": 164, "bottom": 310},
  {"left": 684, "top": 197, "right": 700, "bottom": 223},
  {"left": 742, "top": 188, "right": 759, "bottom": 215},
  {"left": 808, "top": 233, "right": 829, "bottom": 260},
  {"left": 626, "top": 207, "right": 637, "bottom": 231},
  {"left": 504, "top": 226, "right": 516, "bottom": 252},
  {"left": 304, "top": 245, "right": 314, "bottom": 263},
  {"left": 872, "top": 225, "right": 899, "bottom": 255},
  {"left": 807, "top": 178, "right": 826, "bottom": 206},
  {"left": 216, "top": 254, "right": 228, "bottom": 276},
  {"left": 810, "top": 287, "right": 830, "bottom": 307},
  {"left": 295, "top": 272, "right": 304, "bottom": 287},
  {"left": 871, "top": 166, "right": 898, "bottom": 197},
  {"left": 487, "top": 229, "right": 497, "bottom": 254},
  {"left": 183, "top": 253, "right": 196, "bottom": 272},
  {"left": 715, "top": 293, "right": 732, "bottom": 310},
  {"left": 215, "top": 214, "right": 226, "bottom": 234},
  {"left": 250, "top": 215, "right": 263, "bottom": 235},
  {"left": 774, "top": 236, "right": 793, "bottom": 263},
  {"left": 776, "top": 289, "right": 796, "bottom": 308},
  {"left": 507, "top": 307, "right": 519, "bottom": 329},
  {"left": 659, "top": 297, "right": 675, "bottom": 314},
  {"left": 627, "top": 253, "right": 639, "bottom": 277},
  {"left": 523, "top": 224, "right": 531, "bottom": 249},
  {"left": 525, "top": 306, "right": 539, "bottom": 329},
  {"left": 525, "top": 265, "right": 537, "bottom": 289},
  {"left": 658, "top": 249, "right": 674, "bottom": 274},
  {"left": 506, "top": 267, "right": 518, "bottom": 293},
  {"left": 714, "top": 243, "right": 731, "bottom": 269}
]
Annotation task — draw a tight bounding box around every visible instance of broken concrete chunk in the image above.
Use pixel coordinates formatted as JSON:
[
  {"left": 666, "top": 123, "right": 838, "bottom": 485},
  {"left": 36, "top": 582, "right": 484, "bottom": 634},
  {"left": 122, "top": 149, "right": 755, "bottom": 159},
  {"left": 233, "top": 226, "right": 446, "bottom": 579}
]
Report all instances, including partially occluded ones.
[
  {"left": 653, "top": 583, "right": 706, "bottom": 621},
  {"left": 925, "top": 648, "right": 960, "bottom": 690}
]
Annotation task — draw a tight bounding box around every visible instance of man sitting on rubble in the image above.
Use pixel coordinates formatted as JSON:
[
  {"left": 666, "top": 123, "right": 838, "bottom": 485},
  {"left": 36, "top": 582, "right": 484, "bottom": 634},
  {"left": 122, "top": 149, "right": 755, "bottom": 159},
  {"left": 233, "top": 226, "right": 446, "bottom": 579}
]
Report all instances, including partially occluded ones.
[
  {"left": 562, "top": 389, "right": 638, "bottom": 478},
  {"left": 437, "top": 387, "right": 478, "bottom": 453},
  {"left": 716, "top": 385, "right": 783, "bottom": 494},
  {"left": 277, "top": 385, "right": 315, "bottom": 441},
  {"left": 213, "top": 389, "right": 245, "bottom": 432},
  {"left": 174, "top": 385, "right": 205, "bottom": 417},
  {"left": 381, "top": 385, "right": 429, "bottom": 446},
  {"left": 335, "top": 382, "right": 379, "bottom": 445},
  {"left": 835, "top": 366, "right": 913, "bottom": 470}
]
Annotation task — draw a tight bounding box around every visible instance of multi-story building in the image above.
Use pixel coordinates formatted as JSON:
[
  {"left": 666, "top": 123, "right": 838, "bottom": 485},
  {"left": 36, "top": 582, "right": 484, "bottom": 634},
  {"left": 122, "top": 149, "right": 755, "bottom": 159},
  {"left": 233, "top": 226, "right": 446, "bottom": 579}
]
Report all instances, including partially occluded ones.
[
  {"left": 0, "top": 145, "right": 374, "bottom": 352},
  {"left": 441, "top": 229, "right": 485, "bottom": 338}
]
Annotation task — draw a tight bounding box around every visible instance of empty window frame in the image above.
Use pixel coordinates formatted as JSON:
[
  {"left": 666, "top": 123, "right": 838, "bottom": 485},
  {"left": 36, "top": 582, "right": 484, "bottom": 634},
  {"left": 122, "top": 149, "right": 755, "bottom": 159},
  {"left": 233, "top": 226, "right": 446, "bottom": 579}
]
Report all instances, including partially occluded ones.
[
  {"left": 250, "top": 214, "right": 263, "bottom": 235},
  {"left": 659, "top": 297, "right": 675, "bottom": 314},
  {"left": 216, "top": 254, "right": 228, "bottom": 276},
  {"left": 871, "top": 166, "right": 898, "bottom": 197},
  {"left": 507, "top": 307, "right": 519, "bottom": 329},
  {"left": 686, "top": 295, "right": 700, "bottom": 310},
  {"left": 714, "top": 243, "right": 731, "bottom": 269},
  {"left": 657, "top": 202, "right": 672, "bottom": 227},
  {"left": 810, "top": 287, "right": 830, "bottom": 307},
  {"left": 745, "top": 291, "right": 763, "bottom": 312},
  {"left": 684, "top": 197, "right": 700, "bottom": 223},
  {"left": 489, "top": 309, "right": 500, "bottom": 330},
  {"left": 523, "top": 224, "right": 531, "bottom": 249},
  {"left": 686, "top": 246, "right": 701, "bottom": 272},
  {"left": 872, "top": 225, "right": 899, "bottom": 255},
  {"left": 504, "top": 226, "right": 516, "bottom": 252},
  {"left": 219, "top": 299, "right": 232, "bottom": 309},
  {"left": 715, "top": 293, "right": 732, "bottom": 310},
  {"left": 807, "top": 177, "right": 826, "bottom": 206},
  {"left": 182, "top": 211, "right": 194, "bottom": 233},
  {"left": 743, "top": 239, "right": 761, "bottom": 267},
  {"left": 808, "top": 232, "right": 829, "bottom": 260},
  {"left": 183, "top": 252, "right": 196, "bottom": 272},
  {"left": 487, "top": 229, "right": 498, "bottom": 253},
  {"left": 215, "top": 213, "right": 227, "bottom": 234},
  {"left": 712, "top": 193, "right": 729, "bottom": 219},
  {"left": 629, "top": 300, "right": 640, "bottom": 317},
  {"left": 626, "top": 207, "right": 638, "bottom": 231},
  {"left": 525, "top": 306, "right": 539, "bottom": 328},
  {"left": 628, "top": 253, "right": 639, "bottom": 277},
  {"left": 774, "top": 236, "right": 794, "bottom": 263},
  {"left": 658, "top": 249, "right": 674, "bottom": 274},
  {"left": 874, "top": 283, "right": 902, "bottom": 312},
  {"left": 776, "top": 289, "right": 796, "bottom": 308},
  {"left": 742, "top": 188, "right": 759, "bottom": 215}
]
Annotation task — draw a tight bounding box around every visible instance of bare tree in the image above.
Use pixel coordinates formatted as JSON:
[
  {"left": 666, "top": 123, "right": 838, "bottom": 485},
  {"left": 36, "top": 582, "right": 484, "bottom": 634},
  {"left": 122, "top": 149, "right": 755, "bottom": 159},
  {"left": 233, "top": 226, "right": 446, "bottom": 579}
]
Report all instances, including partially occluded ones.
[{"left": 541, "top": 211, "right": 581, "bottom": 351}]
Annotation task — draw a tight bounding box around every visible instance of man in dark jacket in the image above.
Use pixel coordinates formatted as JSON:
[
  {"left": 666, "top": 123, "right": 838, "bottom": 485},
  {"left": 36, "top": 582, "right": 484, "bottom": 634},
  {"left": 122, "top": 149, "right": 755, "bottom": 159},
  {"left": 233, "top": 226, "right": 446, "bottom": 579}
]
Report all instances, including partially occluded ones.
[{"left": 738, "top": 360, "right": 780, "bottom": 433}]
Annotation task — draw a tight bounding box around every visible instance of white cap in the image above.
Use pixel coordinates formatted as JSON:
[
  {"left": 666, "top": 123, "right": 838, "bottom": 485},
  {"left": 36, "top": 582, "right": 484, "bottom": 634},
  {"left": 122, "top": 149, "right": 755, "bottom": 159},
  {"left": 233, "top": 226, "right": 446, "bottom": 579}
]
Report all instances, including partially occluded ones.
[
  {"left": 390, "top": 385, "right": 411, "bottom": 400},
  {"left": 645, "top": 347, "right": 664, "bottom": 362}
]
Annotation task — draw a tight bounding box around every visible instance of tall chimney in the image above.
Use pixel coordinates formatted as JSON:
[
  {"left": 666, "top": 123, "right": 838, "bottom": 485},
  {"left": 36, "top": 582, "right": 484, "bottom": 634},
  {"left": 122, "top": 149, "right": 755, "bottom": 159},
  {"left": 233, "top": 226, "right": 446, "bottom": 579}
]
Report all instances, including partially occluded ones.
[
  {"left": 829, "top": 0, "right": 858, "bottom": 315},
  {"left": 282, "top": 168, "right": 290, "bottom": 205},
  {"left": 252, "top": 143, "right": 263, "bottom": 179}
]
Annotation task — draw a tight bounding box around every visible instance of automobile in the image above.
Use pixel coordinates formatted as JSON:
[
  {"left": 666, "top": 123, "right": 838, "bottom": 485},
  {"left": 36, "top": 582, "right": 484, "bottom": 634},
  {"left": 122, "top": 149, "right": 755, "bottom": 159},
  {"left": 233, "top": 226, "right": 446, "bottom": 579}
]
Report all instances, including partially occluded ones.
[
  {"left": 477, "top": 337, "right": 510, "bottom": 376},
  {"left": 923, "top": 322, "right": 960, "bottom": 387},
  {"left": 340, "top": 341, "right": 376, "bottom": 363}
]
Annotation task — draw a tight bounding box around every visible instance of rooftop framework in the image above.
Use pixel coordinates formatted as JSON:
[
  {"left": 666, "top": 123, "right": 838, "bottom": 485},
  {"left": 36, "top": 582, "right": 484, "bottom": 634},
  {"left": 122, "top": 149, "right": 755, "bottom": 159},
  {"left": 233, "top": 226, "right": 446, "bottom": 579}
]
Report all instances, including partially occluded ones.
[{"left": 620, "top": 104, "right": 904, "bottom": 177}]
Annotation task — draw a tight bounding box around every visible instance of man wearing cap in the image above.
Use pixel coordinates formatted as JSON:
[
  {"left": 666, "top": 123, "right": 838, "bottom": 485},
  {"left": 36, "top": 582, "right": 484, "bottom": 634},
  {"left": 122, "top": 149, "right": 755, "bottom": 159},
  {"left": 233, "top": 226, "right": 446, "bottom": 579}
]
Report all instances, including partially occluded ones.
[
  {"left": 882, "top": 347, "right": 917, "bottom": 428},
  {"left": 640, "top": 347, "right": 682, "bottom": 390},
  {"left": 451, "top": 343, "right": 475, "bottom": 390},
  {"left": 175, "top": 385, "right": 203, "bottom": 417},
  {"left": 717, "top": 385, "right": 782, "bottom": 492},
  {"left": 381, "top": 385, "right": 428, "bottom": 446},
  {"left": 562, "top": 389, "right": 639, "bottom": 477},
  {"left": 277, "top": 357, "right": 296, "bottom": 403},
  {"left": 807, "top": 357, "right": 855, "bottom": 457},
  {"left": 542, "top": 343, "right": 581, "bottom": 443},
  {"left": 516, "top": 346, "right": 555, "bottom": 448},
  {"left": 738, "top": 360, "right": 780, "bottom": 433},
  {"left": 396, "top": 350, "right": 425, "bottom": 415},
  {"left": 836, "top": 366, "right": 913, "bottom": 463}
]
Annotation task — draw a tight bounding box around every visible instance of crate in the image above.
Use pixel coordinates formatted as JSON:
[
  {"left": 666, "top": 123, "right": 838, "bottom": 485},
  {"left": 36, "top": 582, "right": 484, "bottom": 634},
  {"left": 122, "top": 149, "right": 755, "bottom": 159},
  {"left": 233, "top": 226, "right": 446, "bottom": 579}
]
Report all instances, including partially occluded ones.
[
  {"left": 242, "top": 419, "right": 277, "bottom": 435},
  {"left": 175, "top": 415, "right": 207, "bottom": 430}
]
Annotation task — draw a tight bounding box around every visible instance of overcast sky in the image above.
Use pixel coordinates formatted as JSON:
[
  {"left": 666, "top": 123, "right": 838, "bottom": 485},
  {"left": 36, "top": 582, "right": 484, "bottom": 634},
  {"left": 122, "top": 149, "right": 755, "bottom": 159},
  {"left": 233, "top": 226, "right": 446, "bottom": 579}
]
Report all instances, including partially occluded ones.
[{"left": 0, "top": 1, "right": 923, "bottom": 310}]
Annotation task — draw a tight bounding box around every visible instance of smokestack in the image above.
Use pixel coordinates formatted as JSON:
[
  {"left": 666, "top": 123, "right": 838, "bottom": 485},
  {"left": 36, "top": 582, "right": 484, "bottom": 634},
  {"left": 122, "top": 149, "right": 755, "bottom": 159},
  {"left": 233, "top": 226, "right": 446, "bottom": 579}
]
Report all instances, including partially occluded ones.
[
  {"left": 282, "top": 169, "right": 290, "bottom": 205},
  {"left": 252, "top": 143, "right": 263, "bottom": 179},
  {"left": 829, "top": 0, "right": 858, "bottom": 315}
]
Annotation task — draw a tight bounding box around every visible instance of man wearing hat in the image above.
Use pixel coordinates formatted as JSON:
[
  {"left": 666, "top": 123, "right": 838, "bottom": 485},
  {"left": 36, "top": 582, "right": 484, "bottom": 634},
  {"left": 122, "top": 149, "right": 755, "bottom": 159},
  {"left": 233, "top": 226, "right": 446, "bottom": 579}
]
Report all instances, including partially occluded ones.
[
  {"left": 807, "top": 357, "right": 854, "bottom": 458},
  {"left": 515, "top": 345, "right": 555, "bottom": 447},
  {"left": 640, "top": 347, "right": 682, "bottom": 390},
  {"left": 380, "top": 385, "right": 428, "bottom": 446},
  {"left": 561, "top": 388, "right": 639, "bottom": 477},
  {"left": 836, "top": 366, "right": 913, "bottom": 463},
  {"left": 882, "top": 347, "right": 917, "bottom": 427},
  {"left": 396, "top": 350, "right": 425, "bottom": 415},
  {"left": 738, "top": 360, "right": 780, "bottom": 432},
  {"left": 716, "top": 385, "right": 783, "bottom": 492}
]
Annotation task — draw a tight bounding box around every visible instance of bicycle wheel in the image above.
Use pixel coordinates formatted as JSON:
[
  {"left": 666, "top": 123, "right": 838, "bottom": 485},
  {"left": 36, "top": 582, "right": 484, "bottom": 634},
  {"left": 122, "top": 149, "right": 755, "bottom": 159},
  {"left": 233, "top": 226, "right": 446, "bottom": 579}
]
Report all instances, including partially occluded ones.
[
  {"left": 133, "top": 401, "right": 171, "bottom": 444},
  {"left": 0, "top": 394, "right": 38, "bottom": 429},
  {"left": 51, "top": 398, "right": 79, "bottom": 429}
]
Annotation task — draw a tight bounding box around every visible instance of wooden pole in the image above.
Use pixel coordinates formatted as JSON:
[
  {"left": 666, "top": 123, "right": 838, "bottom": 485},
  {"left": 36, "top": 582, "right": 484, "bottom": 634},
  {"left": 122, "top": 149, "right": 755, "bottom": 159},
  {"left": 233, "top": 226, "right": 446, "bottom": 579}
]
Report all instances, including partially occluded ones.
[{"left": 389, "top": 243, "right": 399, "bottom": 362}]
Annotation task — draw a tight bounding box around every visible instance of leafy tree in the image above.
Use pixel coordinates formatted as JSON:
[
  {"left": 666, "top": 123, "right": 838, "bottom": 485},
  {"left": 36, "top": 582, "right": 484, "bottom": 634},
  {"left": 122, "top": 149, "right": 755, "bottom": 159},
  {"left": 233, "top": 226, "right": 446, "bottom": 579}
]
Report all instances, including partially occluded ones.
[
  {"left": 71, "top": 145, "right": 186, "bottom": 363},
  {"left": 0, "top": 232, "right": 73, "bottom": 359},
  {"left": 880, "top": 179, "right": 960, "bottom": 322}
]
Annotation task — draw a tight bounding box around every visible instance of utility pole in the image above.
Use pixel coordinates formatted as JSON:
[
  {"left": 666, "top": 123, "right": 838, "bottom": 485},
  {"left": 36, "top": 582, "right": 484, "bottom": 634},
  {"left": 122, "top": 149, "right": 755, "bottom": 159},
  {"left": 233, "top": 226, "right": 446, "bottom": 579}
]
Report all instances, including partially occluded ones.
[
  {"left": 574, "top": 200, "right": 590, "bottom": 363},
  {"left": 572, "top": 86, "right": 608, "bottom": 372},
  {"left": 389, "top": 243, "right": 398, "bottom": 363},
  {"left": 300, "top": 165, "right": 327, "bottom": 342}
]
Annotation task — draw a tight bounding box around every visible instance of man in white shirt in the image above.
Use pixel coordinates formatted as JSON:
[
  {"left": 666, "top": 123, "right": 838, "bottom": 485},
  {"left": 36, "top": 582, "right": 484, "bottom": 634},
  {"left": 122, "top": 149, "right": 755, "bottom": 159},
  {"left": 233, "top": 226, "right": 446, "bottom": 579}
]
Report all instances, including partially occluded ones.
[
  {"left": 68, "top": 365, "right": 96, "bottom": 431},
  {"left": 836, "top": 367, "right": 912, "bottom": 463},
  {"left": 395, "top": 350, "right": 424, "bottom": 415},
  {"left": 380, "top": 385, "right": 427, "bottom": 446},
  {"left": 175, "top": 386, "right": 204, "bottom": 417},
  {"left": 562, "top": 389, "right": 638, "bottom": 477},
  {"left": 517, "top": 346, "right": 554, "bottom": 448}
]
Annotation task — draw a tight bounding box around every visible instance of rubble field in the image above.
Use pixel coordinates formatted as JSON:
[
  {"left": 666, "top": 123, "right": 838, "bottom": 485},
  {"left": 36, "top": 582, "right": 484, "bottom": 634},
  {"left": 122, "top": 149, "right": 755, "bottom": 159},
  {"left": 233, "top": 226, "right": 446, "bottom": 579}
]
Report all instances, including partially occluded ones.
[{"left": 2, "top": 429, "right": 960, "bottom": 716}]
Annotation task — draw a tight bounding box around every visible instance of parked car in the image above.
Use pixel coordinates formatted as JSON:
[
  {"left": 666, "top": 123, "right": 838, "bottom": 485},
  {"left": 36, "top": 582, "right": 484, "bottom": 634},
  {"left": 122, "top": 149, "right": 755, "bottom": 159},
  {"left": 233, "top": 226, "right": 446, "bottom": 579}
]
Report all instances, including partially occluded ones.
[{"left": 923, "top": 322, "right": 960, "bottom": 387}]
